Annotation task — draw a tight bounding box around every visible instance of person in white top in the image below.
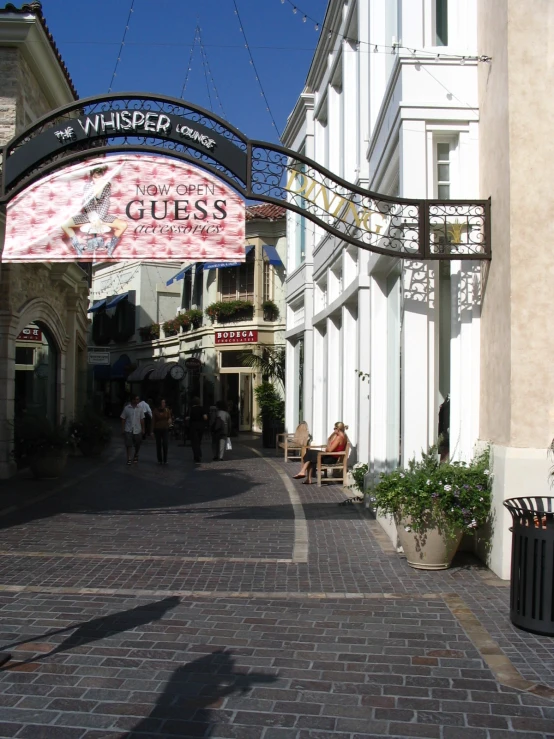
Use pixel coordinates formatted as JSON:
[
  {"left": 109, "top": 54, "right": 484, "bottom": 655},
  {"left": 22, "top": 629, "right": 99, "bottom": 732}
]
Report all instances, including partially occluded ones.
[
  {"left": 120, "top": 395, "right": 145, "bottom": 465},
  {"left": 137, "top": 398, "right": 152, "bottom": 439}
]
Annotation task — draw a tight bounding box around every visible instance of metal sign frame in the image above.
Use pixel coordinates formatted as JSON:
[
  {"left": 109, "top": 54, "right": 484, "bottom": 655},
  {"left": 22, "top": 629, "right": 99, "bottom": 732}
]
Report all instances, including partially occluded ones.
[{"left": 0, "top": 92, "right": 490, "bottom": 261}]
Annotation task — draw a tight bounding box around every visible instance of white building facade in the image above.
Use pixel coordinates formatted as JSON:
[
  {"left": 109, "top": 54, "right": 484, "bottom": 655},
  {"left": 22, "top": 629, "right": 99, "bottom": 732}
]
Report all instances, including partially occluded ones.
[{"left": 284, "top": 2, "right": 483, "bottom": 540}]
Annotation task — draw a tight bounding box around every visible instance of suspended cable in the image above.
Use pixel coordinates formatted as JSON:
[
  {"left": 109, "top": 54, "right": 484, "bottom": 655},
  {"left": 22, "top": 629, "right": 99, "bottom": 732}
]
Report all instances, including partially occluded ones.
[
  {"left": 107, "top": 0, "right": 136, "bottom": 93},
  {"left": 181, "top": 25, "right": 200, "bottom": 98},
  {"left": 232, "top": 0, "right": 281, "bottom": 137},
  {"left": 279, "top": 0, "right": 491, "bottom": 63},
  {"left": 198, "top": 26, "right": 214, "bottom": 112},
  {"left": 197, "top": 26, "right": 227, "bottom": 119}
]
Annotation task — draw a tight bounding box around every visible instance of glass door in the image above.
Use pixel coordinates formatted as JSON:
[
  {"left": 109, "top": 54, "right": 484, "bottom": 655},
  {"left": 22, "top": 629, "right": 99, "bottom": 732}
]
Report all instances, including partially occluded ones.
[{"left": 239, "top": 373, "right": 252, "bottom": 431}]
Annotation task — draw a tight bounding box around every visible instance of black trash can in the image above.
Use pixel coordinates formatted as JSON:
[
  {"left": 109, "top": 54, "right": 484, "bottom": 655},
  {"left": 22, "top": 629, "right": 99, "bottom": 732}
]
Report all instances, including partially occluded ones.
[{"left": 503, "top": 497, "right": 554, "bottom": 636}]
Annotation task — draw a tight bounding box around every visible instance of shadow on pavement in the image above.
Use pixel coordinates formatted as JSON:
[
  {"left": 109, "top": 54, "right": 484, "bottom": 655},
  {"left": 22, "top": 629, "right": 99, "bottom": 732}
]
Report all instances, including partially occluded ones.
[
  {"left": 1, "top": 596, "right": 180, "bottom": 668},
  {"left": 125, "top": 649, "right": 278, "bottom": 738}
]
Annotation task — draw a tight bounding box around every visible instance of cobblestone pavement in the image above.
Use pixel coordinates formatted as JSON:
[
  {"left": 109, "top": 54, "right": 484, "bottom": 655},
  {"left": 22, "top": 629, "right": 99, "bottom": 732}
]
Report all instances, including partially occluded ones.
[{"left": 0, "top": 436, "right": 553, "bottom": 738}]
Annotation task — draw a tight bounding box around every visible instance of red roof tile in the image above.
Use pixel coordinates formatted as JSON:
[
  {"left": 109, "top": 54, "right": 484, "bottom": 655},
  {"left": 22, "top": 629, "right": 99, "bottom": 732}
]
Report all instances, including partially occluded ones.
[
  {"left": 246, "top": 203, "right": 286, "bottom": 221},
  {"left": 0, "top": 2, "right": 78, "bottom": 100}
]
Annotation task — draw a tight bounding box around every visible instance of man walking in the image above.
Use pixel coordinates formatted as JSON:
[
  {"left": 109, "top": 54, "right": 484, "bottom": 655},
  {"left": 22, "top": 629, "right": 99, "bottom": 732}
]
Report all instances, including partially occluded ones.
[
  {"left": 138, "top": 397, "right": 152, "bottom": 439},
  {"left": 211, "top": 400, "right": 232, "bottom": 461},
  {"left": 121, "top": 395, "right": 145, "bottom": 465}
]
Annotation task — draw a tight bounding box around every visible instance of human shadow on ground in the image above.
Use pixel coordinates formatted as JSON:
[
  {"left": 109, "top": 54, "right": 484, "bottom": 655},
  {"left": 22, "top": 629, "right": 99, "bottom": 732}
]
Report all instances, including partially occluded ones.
[
  {"left": 125, "top": 649, "right": 278, "bottom": 738},
  {"left": 0, "top": 596, "right": 180, "bottom": 668}
]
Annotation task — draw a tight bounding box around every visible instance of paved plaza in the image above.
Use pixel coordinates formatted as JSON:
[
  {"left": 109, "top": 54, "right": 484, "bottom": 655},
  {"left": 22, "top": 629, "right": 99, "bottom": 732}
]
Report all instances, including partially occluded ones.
[{"left": 0, "top": 437, "right": 553, "bottom": 738}]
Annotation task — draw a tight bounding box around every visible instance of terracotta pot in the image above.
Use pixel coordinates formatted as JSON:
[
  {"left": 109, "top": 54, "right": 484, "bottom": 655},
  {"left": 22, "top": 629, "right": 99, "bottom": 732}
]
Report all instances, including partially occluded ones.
[
  {"left": 29, "top": 450, "right": 68, "bottom": 479},
  {"left": 396, "top": 516, "right": 463, "bottom": 570}
]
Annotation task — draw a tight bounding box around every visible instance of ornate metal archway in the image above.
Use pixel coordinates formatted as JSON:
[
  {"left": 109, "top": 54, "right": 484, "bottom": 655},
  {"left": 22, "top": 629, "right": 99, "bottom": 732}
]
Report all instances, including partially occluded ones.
[{"left": 0, "top": 93, "right": 490, "bottom": 261}]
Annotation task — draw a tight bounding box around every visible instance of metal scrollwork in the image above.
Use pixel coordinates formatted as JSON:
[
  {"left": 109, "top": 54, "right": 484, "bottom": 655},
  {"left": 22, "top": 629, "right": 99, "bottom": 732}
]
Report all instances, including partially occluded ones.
[{"left": 0, "top": 93, "right": 491, "bottom": 261}]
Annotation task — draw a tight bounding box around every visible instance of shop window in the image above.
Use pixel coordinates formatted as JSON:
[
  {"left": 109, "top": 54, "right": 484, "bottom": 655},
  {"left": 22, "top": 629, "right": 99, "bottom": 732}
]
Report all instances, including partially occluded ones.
[
  {"left": 220, "top": 259, "right": 255, "bottom": 302},
  {"left": 263, "top": 261, "right": 273, "bottom": 303},
  {"left": 15, "top": 347, "right": 34, "bottom": 366},
  {"left": 183, "top": 271, "right": 193, "bottom": 310},
  {"left": 221, "top": 350, "right": 253, "bottom": 368},
  {"left": 435, "top": 0, "right": 448, "bottom": 46},
  {"left": 436, "top": 142, "right": 451, "bottom": 199}
]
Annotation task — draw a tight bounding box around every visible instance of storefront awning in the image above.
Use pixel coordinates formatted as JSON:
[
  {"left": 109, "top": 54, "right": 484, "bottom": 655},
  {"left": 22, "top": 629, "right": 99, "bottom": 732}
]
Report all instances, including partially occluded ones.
[
  {"left": 149, "top": 361, "right": 178, "bottom": 381},
  {"left": 105, "top": 292, "right": 129, "bottom": 309},
  {"left": 263, "top": 244, "right": 284, "bottom": 267},
  {"left": 203, "top": 245, "right": 254, "bottom": 270},
  {"left": 127, "top": 363, "right": 156, "bottom": 382},
  {"left": 111, "top": 353, "right": 131, "bottom": 379},
  {"left": 166, "top": 265, "right": 193, "bottom": 286},
  {"left": 88, "top": 299, "right": 106, "bottom": 313}
]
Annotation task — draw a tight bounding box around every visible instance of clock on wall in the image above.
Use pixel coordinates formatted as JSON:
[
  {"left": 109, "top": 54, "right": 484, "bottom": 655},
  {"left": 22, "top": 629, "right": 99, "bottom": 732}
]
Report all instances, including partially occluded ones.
[{"left": 169, "top": 364, "right": 185, "bottom": 381}]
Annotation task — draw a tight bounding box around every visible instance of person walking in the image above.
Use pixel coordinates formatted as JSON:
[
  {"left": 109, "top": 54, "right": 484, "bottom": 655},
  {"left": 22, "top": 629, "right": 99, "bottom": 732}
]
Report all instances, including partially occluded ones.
[
  {"left": 211, "top": 400, "right": 231, "bottom": 461},
  {"left": 152, "top": 398, "right": 172, "bottom": 466},
  {"left": 187, "top": 397, "right": 207, "bottom": 464},
  {"left": 120, "top": 395, "right": 145, "bottom": 465},
  {"left": 138, "top": 397, "right": 152, "bottom": 439}
]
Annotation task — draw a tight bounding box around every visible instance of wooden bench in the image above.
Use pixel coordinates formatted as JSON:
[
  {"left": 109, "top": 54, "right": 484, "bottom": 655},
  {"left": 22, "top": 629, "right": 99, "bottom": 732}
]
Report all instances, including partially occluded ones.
[
  {"left": 276, "top": 422, "right": 311, "bottom": 462},
  {"left": 301, "top": 442, "right": 351, "bottom": 487}
]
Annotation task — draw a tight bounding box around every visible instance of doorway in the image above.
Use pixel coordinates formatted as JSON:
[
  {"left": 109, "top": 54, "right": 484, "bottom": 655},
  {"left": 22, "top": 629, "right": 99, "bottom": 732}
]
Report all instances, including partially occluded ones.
[{"left": 221, "top": 371, "right": 253, "bottom": 431}]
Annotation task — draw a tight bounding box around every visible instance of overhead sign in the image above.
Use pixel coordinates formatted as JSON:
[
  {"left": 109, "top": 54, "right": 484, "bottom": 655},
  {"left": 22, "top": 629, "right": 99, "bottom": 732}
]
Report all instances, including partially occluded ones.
[
  {"left": 17, "top": 327, "right": 42, "bottom": 342},
  {"left": 87, "top": 351, "right": 110, "bottom": 366},
  {"left": 184, "top": 357, "right": 202, "bottom": 369},
  {"left": 3, "top": 154, "right": 245, "bottom": 263},
  {"left": 215, "top": 330, "right": 258, "bottom": 345}
]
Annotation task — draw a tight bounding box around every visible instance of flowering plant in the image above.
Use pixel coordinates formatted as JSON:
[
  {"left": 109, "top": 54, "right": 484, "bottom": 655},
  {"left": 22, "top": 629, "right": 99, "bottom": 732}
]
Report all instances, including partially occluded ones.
[{"left": 369, "top": 445, "right": 492, "bottom": 535}]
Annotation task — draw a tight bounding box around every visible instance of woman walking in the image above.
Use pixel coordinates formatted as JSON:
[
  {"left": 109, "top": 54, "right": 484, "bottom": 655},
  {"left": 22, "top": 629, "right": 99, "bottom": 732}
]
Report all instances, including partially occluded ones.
[
  {"left": 152, "top": 399, "right": 172, "bottom": 466},
  {"left": 293, "top": 422, "right": 348, "bottom": 484}
]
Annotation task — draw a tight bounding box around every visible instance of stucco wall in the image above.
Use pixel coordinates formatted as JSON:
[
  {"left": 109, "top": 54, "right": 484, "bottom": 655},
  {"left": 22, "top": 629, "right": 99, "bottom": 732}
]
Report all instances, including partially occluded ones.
[
  {"left": 479, "top": 0, "right": 554, "bottom": 449},
  {"left": 0, "top": 48, "right": 18, "bottom": 144}
]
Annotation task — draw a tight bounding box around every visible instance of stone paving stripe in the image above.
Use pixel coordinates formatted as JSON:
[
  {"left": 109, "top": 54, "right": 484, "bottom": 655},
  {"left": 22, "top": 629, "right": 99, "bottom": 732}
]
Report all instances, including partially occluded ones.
[
  {"left": 0, "top": 552, "right": 294, "bottom": 564},
  {"left": 245, "top": 445, "right": 308, "bottom": 563},
  {"left": 0, "top": 584, "right": 445, "bottom": 599},
  {"left": 0, "top": 446, "right": 121, "bottom": 518},
  {"left": 444, "top": 594, "right": 554, "bottom": 701}
]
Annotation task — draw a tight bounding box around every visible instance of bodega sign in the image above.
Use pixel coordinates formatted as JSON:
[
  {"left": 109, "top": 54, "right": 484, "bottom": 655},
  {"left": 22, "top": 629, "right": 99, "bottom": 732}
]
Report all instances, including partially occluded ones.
[
  {"left": 215, "top": 330, "right": 258, "bottom": 345},
  {"left": 3, "top": 154, "right": 245, "bottom": 263}
]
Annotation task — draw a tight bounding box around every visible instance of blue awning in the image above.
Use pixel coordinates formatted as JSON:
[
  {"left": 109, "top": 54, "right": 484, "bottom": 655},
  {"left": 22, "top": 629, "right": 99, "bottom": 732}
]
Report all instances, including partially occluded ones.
[
  {"left": 166, "top": 265, "right": 193, "bottom": 286},
  {"left": 203, "top": 245, "right": 254, "bottom": 270},
  {"left": 88, "top": 299, "right": 106, "bottom": 313},
  {"left": 111, "top": 353, "right": 131, "bottom": 379},
  {"left": 263, "top": 245, "right": 284, "bottom": 267},
  {"left": 105, "top": 292, "right": 129, "bottom": 309},
  {"left": 203, "top": 261, "right": 241, "bottom": 271}
]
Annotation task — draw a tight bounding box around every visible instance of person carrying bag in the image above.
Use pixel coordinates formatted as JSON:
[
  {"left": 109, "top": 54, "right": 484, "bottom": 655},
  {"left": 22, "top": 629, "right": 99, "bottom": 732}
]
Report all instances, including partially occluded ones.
[{"left": 211, "top": 400, "right": 232, "bottom": 461}]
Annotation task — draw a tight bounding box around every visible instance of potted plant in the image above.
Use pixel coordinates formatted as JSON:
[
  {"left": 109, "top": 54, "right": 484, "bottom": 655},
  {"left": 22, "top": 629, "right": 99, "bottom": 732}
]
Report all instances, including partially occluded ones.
[
  {"left": 162, "top": 318, "right": 179, "bottom": 337},
  {"left": 175, "top": 312, "right": 191, "bottom": 332},
  {"left": 254, "top": 382, "right": 285, "bottom": 448},
  {"left": 70, "top": 406, "right": 112, "bottom": 457},
  {"left": 369, "top": 445, "right": 492, "bottom": 570},
  {"left": 13, "top": 415, "right": 72, "bottom": 479},
  {"left": 262, "top": 299, "right": 279, "bottom": 321},
  {"left": 187, "top": 308, "right": 203, "bottom": 329},
  {"left": 205, "top": 300, "right": 254, "bottom": 323},
  {"left": 138, "top": 324, "right": 160, "bottom": 341}
]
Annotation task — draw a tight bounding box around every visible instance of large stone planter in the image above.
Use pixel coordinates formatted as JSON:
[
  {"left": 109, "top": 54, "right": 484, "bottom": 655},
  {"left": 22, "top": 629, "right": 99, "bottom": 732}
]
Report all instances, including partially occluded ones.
[
  {"left": 29, "top": 450, "right": 68, "bottom": 479},
  {"left": 396, "top": 516, "right": 463, "bottom": 570}
]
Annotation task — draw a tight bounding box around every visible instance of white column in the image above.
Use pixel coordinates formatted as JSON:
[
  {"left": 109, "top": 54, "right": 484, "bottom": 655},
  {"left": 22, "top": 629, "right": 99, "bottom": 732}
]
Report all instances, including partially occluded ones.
[
  {"left": 342, "top": 303, "right": 358, "bottom": 451},
  {"left": 303, "top": 286, "right": 314, "bottom": 430},
  {"left": 327, "top": 315, "right": 341, "bottom": 430},
  {"left": 343, "top": 40, "right": 359, "bottom": 183},
  {"left": 449, "top": 260, "right": 481, "bottom": 461},
  {"left": 285, "top": 338, "right": 296, "bottom": 431},
  {"left": 312, "top": 324, "right": 327, "bottom": 444},
  {"left": 358, "top": 0, "right": 370, "bottom": 180},
  {"left": 370, "top": 274, "right": 388, "bottom": 472},
  {"left": 328, "top": 83, "right": 343, "bottom": 178},
  {"left": 357, "top": 286, "right": 371, "bottom": 464}
]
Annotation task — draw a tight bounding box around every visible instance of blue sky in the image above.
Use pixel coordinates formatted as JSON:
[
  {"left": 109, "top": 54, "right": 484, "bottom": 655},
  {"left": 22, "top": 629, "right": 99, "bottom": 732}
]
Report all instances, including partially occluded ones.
[{"left": 44, "top": 0, "right": 328, "bottom": 144}]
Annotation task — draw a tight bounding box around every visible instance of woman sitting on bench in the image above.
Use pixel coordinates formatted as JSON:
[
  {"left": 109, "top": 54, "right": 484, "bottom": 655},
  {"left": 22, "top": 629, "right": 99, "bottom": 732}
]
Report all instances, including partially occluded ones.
[{"left": 293, "top": 422, "right": 348, "bottom": 485}]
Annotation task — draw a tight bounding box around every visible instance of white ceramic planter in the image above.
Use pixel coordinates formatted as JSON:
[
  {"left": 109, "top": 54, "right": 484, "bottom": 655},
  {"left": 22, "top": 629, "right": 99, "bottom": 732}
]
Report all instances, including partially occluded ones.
[{"left": 397, "top": 517, "right": 463, "bottom": 570}]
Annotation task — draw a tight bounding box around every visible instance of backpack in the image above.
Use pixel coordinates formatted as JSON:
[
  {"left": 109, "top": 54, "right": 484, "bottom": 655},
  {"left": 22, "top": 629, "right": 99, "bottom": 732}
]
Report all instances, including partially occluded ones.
[{"left": 211, "top": 415, "right": 225, "bottom": 435}]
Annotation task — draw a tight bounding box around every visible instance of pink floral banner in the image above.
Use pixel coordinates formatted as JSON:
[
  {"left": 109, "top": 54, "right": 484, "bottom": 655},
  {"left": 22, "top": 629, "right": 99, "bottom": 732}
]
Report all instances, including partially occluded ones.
[{"left": 3, "top": 154, "right": 245, "bottom": 262}]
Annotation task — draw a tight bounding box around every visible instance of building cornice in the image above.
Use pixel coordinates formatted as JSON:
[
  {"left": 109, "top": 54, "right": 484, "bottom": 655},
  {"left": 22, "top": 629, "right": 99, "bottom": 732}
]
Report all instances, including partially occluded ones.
[
  {"left": 282, "top": 90, "right": 315, "bottom": 147},
  {"left": 0, "top": 11, "right": 76, "bottom": 107}
]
